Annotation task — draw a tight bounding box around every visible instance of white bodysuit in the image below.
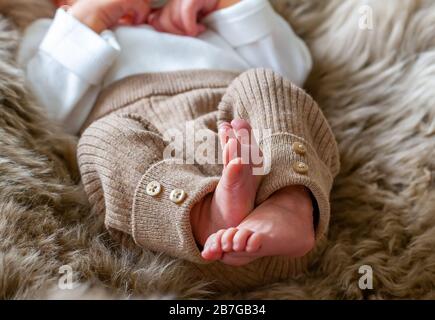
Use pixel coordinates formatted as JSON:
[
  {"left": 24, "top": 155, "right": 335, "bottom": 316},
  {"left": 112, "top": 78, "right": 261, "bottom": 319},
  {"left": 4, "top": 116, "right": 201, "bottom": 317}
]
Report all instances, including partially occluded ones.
[{"left": 18, "top": 0, "right": 312, "bottom": 134}]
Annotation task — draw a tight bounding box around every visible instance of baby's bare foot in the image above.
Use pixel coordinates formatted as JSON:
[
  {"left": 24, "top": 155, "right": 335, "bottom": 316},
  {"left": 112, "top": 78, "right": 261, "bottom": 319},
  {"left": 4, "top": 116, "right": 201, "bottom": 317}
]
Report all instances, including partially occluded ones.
[
  {"left": 201, "top": 227, "right": 263, "bottom": 262},
  {"left": 213, "top": 120, "right": 263, "bottom": 225},
  {"left": 191, "top": 120, "right": 263, "bottom": 247},
  {"left": 202, "top": 186, "right": 316, "bottom": 266}
]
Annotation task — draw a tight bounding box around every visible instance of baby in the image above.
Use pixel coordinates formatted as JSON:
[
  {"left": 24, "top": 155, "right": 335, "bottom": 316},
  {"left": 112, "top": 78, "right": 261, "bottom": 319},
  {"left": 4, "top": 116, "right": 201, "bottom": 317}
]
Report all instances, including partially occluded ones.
[{"left": 19, "top": 0, "right": 339, "bottom": 285}]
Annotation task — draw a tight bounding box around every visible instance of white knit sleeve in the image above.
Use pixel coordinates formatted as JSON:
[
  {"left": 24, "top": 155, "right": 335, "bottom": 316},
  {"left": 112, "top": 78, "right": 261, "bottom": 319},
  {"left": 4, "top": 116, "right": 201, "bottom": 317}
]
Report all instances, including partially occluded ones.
[
  {"left": 18, "top": 9, "right": 120, "bottom": 133},
  {"left": 203, "top": 0, "right": 313, "bottom": 87}
]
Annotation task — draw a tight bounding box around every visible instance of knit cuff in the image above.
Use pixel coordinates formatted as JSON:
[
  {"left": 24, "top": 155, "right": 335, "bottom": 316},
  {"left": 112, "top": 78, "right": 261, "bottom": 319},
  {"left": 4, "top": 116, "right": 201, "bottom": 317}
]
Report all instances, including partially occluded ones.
[
  {"left": 256, "top": 134, "right": 334, "bottom": 241},
  {"left": 218, "top": 68, "right": 340, "bottom": 241},
  {"left": 132, "top": 159, "right": 219, "bottom": 264},
  {"left": 40, "top": 8, "right": 120, "bottom": 85},
  {"left": 203, "top": 0, "right": 274, "bottom": 47}
]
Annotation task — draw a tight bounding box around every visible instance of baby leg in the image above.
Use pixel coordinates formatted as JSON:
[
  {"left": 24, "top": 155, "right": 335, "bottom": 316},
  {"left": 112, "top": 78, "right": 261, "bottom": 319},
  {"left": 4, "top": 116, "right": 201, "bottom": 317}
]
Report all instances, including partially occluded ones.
[
  {"left": 202, "top": 184, "right": 315, "bottom": 266},
  {"left": 201, "top": 119, "right": 315, "bottom": 265},
  {"left": 191, "top": 119, "right": 263, "bottom": 249}
]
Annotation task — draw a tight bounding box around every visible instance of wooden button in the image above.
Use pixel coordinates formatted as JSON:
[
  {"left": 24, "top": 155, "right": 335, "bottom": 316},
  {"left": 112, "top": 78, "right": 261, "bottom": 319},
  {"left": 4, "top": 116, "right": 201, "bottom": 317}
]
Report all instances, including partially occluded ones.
[
  {"left": 170, "top": 189, "right": 186, "bottom": 204},
  {"left": 293, "top": 161, "right": 309, "bottom": 175},
  {"left": 292, "top": 142, "right": 307, "bottom": 155},
  {"left": 146, "top": 181, "right": 162, "bottom": 196}
]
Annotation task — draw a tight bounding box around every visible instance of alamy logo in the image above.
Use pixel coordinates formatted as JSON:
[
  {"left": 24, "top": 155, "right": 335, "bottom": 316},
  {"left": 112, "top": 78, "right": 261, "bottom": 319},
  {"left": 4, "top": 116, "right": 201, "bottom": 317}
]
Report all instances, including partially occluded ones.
[
  {"left": 358, "top": 265, "right": 374, "bottom": 290},
  {"left": 162, "top": 122, "right": 271, "bottom": 176},
  {"left": 359, "top": 5, "right": 374, "bottom": 30},
  {"left": 58, "top": 265, "right": 75, "bottom": 290}
]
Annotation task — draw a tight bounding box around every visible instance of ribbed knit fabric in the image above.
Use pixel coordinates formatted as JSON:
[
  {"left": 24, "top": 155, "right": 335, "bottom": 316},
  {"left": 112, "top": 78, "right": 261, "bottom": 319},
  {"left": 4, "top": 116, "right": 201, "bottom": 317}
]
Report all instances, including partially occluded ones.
[
  {"left": 218, "top": 69, "right": 340, "bottom": 240},
  {"left": 77, "top": 69, "right": 340, "bottom": 290}
]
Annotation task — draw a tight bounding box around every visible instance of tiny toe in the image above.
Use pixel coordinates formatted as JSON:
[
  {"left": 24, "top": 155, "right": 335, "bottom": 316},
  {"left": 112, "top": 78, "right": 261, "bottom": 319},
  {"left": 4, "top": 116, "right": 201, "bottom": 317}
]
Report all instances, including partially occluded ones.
[
  {"left": 232, "top": 229, "right": 253, "bottom": 252},
  {"left": 219, "top": 122, "right": 232, "bottom": 131},
  {"left": 246, "top": 232, "right": 263, "bottom": 253},
  {"left": 231, "top": 120, "right": 263, "bottom": 171},
  {"left": 211, "top": 229, "right": 225, "bottom": 253},
  {"left": 201, "top": 235, "right": 216, "bottom": 260},
  {"left": 223, "top": 138, "right": 239, "bottom": 167},
  {"left": 202, "top": 230, "right": 225, "bottom": 261},
  {"left": 221, "top": 228, "right": 238, "bottom": 252},
  {"left": 218, "top": 122, "right": 234, "bottom": 150},
  {"left": 231, "top": 119, "right": 252, "bottom": 132},
  {"left": 232, "top": 120, "right": 252, "bottom": 148}
]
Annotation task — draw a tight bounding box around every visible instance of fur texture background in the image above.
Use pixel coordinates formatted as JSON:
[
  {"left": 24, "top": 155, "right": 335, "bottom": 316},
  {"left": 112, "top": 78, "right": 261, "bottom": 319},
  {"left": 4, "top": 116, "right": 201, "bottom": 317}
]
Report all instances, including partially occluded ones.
[{"left": 0, "top": 0, "right": 434, "bottom": 299}]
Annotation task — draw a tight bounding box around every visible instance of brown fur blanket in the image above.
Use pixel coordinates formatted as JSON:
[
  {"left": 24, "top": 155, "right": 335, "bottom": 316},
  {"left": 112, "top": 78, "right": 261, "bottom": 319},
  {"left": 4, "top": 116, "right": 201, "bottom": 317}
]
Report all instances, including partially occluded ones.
[{"left": 0, "top": 0, "right": 434, "bottom": 299}]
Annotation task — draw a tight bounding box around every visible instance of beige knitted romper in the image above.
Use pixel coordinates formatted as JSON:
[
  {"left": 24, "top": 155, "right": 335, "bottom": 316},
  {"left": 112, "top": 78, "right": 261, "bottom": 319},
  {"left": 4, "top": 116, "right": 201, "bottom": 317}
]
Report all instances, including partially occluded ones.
[{"left": 78, "top": 68, "right": 340, "bottom": 290}]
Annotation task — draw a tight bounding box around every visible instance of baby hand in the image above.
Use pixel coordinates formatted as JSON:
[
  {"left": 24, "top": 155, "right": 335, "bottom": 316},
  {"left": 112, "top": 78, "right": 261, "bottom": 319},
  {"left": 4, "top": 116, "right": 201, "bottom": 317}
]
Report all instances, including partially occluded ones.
[
  {"left": 69, "top": 0, "right": 152, "bottom": 33},
  {"left": 148, "top": 0, "right": 219, "bottom": 37}
]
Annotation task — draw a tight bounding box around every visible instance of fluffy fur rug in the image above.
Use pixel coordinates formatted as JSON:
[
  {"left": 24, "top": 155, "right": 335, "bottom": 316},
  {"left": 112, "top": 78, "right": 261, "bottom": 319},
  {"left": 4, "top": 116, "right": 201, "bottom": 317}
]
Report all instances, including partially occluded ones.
[{"left": 0, "top": 0, "right": 434, "bottom": 299}]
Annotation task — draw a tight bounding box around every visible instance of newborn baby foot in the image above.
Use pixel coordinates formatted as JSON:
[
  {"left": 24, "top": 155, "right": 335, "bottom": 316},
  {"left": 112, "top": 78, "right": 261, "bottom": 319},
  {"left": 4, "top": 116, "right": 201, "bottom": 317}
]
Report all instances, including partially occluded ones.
[
  {"left": 201, "top": 227, "right": 264, "bottom": 264},
  {"left": 213, "top": 119, "right": 263, "bottom": 226},
  {"left": 201, "top": 185, "right": 316, "bottom": 266},
  {"left": 191, "top": 120, "right": 263, "bottom": 248}
]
